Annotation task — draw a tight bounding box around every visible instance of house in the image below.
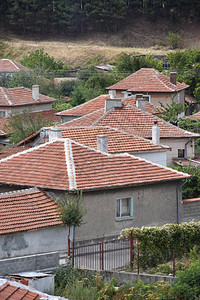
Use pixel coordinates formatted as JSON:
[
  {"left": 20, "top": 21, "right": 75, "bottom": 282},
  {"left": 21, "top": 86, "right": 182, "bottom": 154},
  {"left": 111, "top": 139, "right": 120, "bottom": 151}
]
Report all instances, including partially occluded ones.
[
  {"left": 0, "top": 278, "right": 66, "bottom": 299},
  {"left": 0, "top": 137, "right": 190, "bottom": 243},
  {"left": 0, "top": 187, "right": 67, "bottom": 275},
  {"left": 107, "top": 68, "right": 189, "bottom": 109},
  {"left": 58, "top": 98, "right": 199, "bottom": 165},
  {"left": 56, "top": 94, "right": 162, "bottom": 123},
  {"left": 0, "top": 85, "right": 57, "bottom": 117},
  {"left": 14, "top": 125, "right": 169, "bottom": 165},
  {"left": 0, "top": 59, "right": 28, "bottom": 77}
]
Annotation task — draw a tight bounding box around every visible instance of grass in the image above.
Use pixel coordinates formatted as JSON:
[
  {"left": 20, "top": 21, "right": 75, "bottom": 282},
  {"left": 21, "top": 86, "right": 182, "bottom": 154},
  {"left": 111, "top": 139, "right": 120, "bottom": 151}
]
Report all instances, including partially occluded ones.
[{"left": 1, "top": 36, "right": 171, "bottom": 68}]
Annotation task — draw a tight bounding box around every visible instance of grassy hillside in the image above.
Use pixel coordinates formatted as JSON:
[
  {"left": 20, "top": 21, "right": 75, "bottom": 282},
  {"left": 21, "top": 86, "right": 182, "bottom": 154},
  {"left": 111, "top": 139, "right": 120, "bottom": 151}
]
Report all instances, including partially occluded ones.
[{"left": 1, "top": 17, "right": 200, "bottom": 67}]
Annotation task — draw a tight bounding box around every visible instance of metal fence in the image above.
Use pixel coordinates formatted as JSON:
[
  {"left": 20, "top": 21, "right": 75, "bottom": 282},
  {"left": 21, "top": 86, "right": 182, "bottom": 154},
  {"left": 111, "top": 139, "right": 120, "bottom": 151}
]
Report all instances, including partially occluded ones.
[{"left": 72, "top": 237, "right": 131, "bottom": 271}]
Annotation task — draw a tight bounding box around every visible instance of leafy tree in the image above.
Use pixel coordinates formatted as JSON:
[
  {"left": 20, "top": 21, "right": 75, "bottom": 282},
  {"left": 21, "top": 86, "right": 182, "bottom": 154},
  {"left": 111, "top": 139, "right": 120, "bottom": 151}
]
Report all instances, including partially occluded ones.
[
  {"left": 20, "top": 49, "right": 69, "bottom": 77},
  {"left": 160, "top": 100, "right": 186, "bottom": 122},
  {"left": 58, "top": 191, "right": 86, "bottom": 256},
  {"left": 172, "top": 164, "right": 200, "bottom": 199},
  {"left": 116, "top": 53, "right": 163, "bottom": 74},
  {"left": 167, "top": 49, "right": 200, "bottom": 98},
  {"left": 5, "top": 111, "right": 52, "bottom": 144}
]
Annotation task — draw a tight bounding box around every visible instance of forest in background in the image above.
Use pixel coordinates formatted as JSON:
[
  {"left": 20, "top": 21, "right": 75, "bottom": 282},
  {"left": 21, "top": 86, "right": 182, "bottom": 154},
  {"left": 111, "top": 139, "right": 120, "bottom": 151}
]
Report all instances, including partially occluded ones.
[{"left": 1, "top": 0, "right": 200, "bottom": 35}]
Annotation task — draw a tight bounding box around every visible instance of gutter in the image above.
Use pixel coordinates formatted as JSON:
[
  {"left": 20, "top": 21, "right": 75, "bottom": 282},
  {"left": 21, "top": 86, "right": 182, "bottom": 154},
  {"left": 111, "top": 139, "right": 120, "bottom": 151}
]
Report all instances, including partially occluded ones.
[{"left": 176, "top": 178, "right": 187, "bottom": 224}]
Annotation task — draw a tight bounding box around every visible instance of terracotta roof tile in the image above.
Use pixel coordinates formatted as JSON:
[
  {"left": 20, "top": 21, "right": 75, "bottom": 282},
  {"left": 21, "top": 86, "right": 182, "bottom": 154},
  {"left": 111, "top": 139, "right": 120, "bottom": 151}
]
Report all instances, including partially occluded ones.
[
  {"left": 0, "top": 59, "right": 28, "bottom": 73},
  {"left": 186, "top": 111, "right": 200, "bottom": 121},
  {"left": 0, "top": 188, "right": 61, "bottom": 234},
  {"left": 0, "top": 138, "right": 189, "bottom": 191},
  {"left": 183, "top": 197, "right": 200, "bottom": 203},
  {"left": 60, "top": 102, "right": 199, "bottom": 139},
  {"left": 57, "top": 94, "right": 160, "bottom": 117},
  {"left": 107, "top": 68, "right": 189, "bottom": 92},
  {"left": 0, "top": 146, "right": 31, "bottom": 159},
  {"left": 31, "top": 110, "right": 61, "bottom": 123},
  {"left": 60, "top": 126, "right": 166, "bottom": 153},
  {"left": 0, "top": 87, "right": 57, "bottom": 107}
]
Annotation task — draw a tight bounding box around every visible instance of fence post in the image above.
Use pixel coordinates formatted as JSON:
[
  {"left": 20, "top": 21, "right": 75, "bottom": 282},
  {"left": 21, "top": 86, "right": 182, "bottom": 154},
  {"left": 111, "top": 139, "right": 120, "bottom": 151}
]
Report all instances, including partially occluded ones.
[
  {"left": 101, "top": 241, "right": 104, "bottom": 271},
  {"left": 67, "top": 237, "right": 70, "bottom": 257},
  {"left": 137, "top": 242, "right": 140, "bottom": 274},
  {"left": 72, "top": 241, "right": 74, "bottom": 267},
  {"left": 173, "top": 250, "right": 175, "bottom": 277},
  {"left": 130, "top": 231, "right": 133, "bottom": 270},
  {"left": 100, "top": 243, "right": 102, "bottom": 271}
]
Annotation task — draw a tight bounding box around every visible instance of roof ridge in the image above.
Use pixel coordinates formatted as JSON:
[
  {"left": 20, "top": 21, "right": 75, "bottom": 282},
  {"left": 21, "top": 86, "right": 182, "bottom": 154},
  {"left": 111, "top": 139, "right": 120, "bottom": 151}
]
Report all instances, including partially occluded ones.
[
  {"left": 9, "top": 59, "right": 20, "bottom": 70},
  {"left": 67, "top": 138, "right": 190, "bottom": 178},
  {"left": 92, "top": 107, "right": 114, "bottom": 126},
  {"left": 65, "top": 139, "right": 77, "bottom": 190},
  {"left": 122, "top": 102, "right": 198, "bottom": 137},
  {"left": 0, "top": 187, "right": 39, "bottom": 197},
  {"left": 156, "top": 74, "right": 174, "bottom": 92},
  {"left": 1, "top": 87, "right": 13, "bottom": 106}
]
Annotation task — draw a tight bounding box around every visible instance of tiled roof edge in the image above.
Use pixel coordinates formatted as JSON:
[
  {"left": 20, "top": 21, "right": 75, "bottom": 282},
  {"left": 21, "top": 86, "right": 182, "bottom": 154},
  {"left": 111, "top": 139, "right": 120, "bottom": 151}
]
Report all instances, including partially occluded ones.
[
  {"left": 9, "top": 59, "right": 20, "bottom": 70},
  {"left": 57, "top": 94, "right": 109, "bottom": 115},
  {"left": 65, "top": 139, "right": 77, "bottom": 190},
  {"left": 0, "top": 187, "right": 39, "bottom": 197},
  {"left": 92, "top": 108, "right": 114, "bottom": 126},
  {"left": 1, "top": 87, "right": 13, "bottom": 106},
  {"left": 67, "top": 138, "right": 190, "bottom": 179}
]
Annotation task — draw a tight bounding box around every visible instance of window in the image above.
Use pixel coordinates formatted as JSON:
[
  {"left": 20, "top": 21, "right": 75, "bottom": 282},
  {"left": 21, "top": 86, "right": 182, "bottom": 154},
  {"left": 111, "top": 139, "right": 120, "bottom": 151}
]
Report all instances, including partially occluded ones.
[
  {"left": 143, "top": 95, "right": 151, "bottom": 103},
  {"left": 0, "top": 111, "right": 6, "bottom": 117},
  {"left": 178, "top": 149, "right": 185, "bottom": 158},
  {"left": 116, "top": 197, "right": 133, "bottom": 219}
]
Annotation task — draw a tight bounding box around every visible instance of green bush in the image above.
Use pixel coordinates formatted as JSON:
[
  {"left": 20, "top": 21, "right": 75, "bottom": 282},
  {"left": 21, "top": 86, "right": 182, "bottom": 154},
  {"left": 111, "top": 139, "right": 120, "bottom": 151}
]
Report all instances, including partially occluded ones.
[
  {"left": 167, "top": 32, "right": 180, "bottom": 49},
  {"left": 120, "top": 222, "right": 200, "bottom": 269}
]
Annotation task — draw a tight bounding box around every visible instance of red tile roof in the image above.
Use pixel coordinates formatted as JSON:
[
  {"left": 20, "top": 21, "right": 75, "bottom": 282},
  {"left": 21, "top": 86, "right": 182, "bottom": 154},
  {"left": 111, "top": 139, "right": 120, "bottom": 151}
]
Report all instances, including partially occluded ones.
[
  {"left": 0, "top": 188, "right": 61, "bottom": 234},
  {"left": 57, "top": 94, "right": 160, "bottom": 117},
  {"left": 186, "top": 111, "right": 200, "bottom": 121},
  {"left": 60, "top": 102, "right": 199, "bottom": 139},
  {"left": 0, "top": 146, "right": 30, "bottom": 159},
  {"left": 0, "top": 138, "right": 189, "bottom": 191},
  {"left": 31, "top": 110, "right": 61, "bottom": 123},
  {"left": 60, "top": 126, "right": 166, "bottom": 153},
  {"left": 107, "top": 68, "right": 189, "bottom": 92},
  {"left": 185, "top": 93, "right": 197, "bottom": 104},
  {"left": 0, "top": 87, "right": 57, "bottom": 107},
  {"left": 0, "top": 59, "right": 28, "bottom": 73}
]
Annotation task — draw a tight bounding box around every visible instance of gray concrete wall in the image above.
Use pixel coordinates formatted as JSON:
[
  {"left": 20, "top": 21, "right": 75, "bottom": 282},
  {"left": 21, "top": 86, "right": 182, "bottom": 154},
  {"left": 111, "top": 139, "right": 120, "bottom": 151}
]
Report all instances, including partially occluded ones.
[
  {"left": 54, "top": 181, "right": 180, "bottom": 242},
  {"left": 0, "top": 225, "right": 67, "bottom": 259},
  {"left": 103, "top": 270, "right": 177, "bottom": 285},
  {"left": 61, "top": 115, "right": 80, "bottom": 123},
  {"left": 9, "top": 103, "right": 53, "bottom": 115},
  {"left": 134, "top": 150, "right": 167, "bottom": 165},
  {"left": 182, "top": 200, "right": 200, "bottom": 222},
  {"left": 159, "top": 138, "right": 195, "bottom": 166}
]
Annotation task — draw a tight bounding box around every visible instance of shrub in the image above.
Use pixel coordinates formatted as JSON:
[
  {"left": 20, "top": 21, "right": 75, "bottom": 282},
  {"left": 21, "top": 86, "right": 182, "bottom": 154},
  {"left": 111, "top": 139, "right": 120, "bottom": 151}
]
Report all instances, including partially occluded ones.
[
  {"left": 120, "top": 222, "right": 200, "bottom": 269},
  {"left": 167, "top": 32, "right": 180, "bottom": 49}
]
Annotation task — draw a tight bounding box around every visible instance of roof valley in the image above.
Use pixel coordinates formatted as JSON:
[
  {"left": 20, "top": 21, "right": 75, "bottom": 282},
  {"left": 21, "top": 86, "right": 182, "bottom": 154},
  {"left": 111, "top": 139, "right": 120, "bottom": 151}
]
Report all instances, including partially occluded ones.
[{"left": 1, "top": 87, "right": 13, "bottom": 106}]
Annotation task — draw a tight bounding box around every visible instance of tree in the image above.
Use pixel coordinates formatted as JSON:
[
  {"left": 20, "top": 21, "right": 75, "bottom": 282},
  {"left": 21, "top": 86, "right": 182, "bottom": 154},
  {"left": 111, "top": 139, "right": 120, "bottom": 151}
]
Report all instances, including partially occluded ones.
[
  {"left": 160, "top": 100, "right": 186, "bottom": 122},
  {"left": 5, "top": 111, "right": 52, "bottom": 144},
  {"left": 58, "top": 191, "right": 86, "bottom": 256}
]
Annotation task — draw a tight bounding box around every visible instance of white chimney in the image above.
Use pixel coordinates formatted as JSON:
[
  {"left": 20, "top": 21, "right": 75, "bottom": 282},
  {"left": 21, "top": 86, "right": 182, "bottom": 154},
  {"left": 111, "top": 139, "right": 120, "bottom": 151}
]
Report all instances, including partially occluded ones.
[
  {"left": 97, "top": 135, "right": 108, "bottom": 153},
  {"left": 152, "top": 121, "right": 160, "bottom": 145},
  {"left": 122, "top": 91, "right": 128, "bottom": 99},
  {"left": 105, "top": 98, "right": 122, "bottom": 112},
  {"left": 136, "top": 96, "right": 146, "bottom": 112},
  {"left": 109, "top": 90, "right": 116, "bottom": 99},
  {"left": 48, "top": 127, "right": 62, "bottom": 142},
  {"left": 170, "top": 72, "right": 177, "bottom": 85},
  {"left": 32, "top": 85, "right": 39, "bottom": 101}
]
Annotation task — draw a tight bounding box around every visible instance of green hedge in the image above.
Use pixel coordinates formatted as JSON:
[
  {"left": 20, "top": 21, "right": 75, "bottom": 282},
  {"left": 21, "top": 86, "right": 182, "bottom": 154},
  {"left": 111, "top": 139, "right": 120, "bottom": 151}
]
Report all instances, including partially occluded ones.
[{"left": 120, "top": 222, "right": 200, "bottom": 269}]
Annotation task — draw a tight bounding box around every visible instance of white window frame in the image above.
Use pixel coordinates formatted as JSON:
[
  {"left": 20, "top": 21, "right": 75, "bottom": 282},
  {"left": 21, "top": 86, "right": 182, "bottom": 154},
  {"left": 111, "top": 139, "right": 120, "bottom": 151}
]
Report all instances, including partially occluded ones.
[
  {"left": 116, "top": 197, "right": 133, "bottom": 220},
  {"left": 143, "top": 95, "right": 151, "bottom": 103}
]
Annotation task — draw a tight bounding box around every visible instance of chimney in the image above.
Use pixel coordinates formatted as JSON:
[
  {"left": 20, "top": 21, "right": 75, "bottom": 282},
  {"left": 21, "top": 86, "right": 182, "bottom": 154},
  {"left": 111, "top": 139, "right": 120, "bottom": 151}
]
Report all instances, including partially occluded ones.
[
  {"left": 32, "top": 85, "right": 39, "bottom": 101},
  {"left": 109, "top": 90, "right": 116, "bottom": 99},
  {"left": 105, "top": 98, "right": 122, "bottom": 112},
  {"left": 48, "top": 127, "right": 62, "bottom": 142},
  {"left": 152, "top": 121, "right": 160, "bottom": 145},
  {"left": 97, "top": 135, "right": 108, "bottom": 153},
  {"left": 170, "top": 72, "right": 177, "bottom": 85},
  {"left": 136, "top": 95, "right": 146, "bottom": 112},
  {"left": 122, "top": 91, "right": 128, "bottom": 99}
]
